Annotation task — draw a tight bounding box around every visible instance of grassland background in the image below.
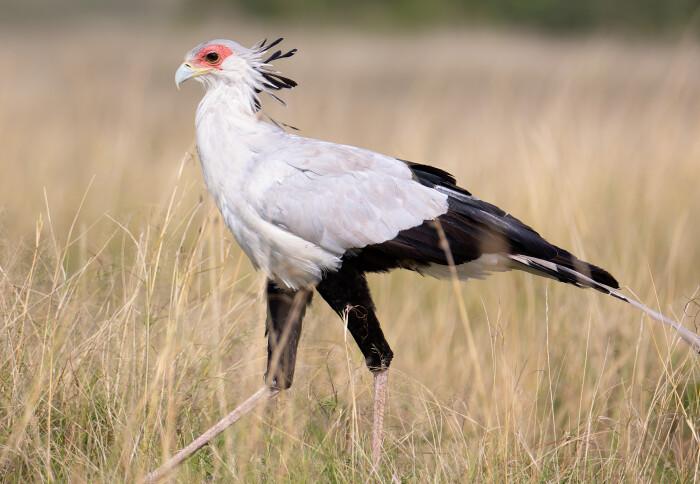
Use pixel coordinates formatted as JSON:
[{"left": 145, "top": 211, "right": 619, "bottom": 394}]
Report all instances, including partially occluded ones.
[{"left": 1, "top": 17, "right": 700, "bottom": 482}]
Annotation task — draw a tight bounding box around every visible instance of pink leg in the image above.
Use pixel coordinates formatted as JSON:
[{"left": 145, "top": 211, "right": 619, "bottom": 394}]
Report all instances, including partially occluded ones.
[{"left": 371, "top": 369, "right": 388, "bottom": 468}]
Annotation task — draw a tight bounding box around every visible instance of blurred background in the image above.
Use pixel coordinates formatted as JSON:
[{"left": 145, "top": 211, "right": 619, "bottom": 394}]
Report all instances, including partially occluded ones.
[
  {"left": 1, "top": 1, "right": 700, "bottom": 482},
  {"left": 5, "top": 0, "right": 700, "bottom": 32}
]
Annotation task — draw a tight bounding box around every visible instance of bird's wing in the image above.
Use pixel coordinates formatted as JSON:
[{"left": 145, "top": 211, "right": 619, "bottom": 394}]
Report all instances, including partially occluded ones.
[
  {"left": 251, "top": 137, "right": 617, "bottom": 292},
  {"left": 253, "top": 138, "right": 449, "bottom": 255},
  {"left": 380, "top": 162, "right": 620, "bottom": 289}
]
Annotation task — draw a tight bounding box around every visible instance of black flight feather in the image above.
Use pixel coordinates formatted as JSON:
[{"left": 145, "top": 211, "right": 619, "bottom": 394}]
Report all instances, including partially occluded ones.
[{"left": 348, "top": 160, "right": 619, "bottom": 292}]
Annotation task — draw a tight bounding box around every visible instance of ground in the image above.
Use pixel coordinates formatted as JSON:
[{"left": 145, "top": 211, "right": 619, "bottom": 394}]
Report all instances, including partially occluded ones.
[{"left": 1, "top": 21, "right": 699, "bottom": 482}]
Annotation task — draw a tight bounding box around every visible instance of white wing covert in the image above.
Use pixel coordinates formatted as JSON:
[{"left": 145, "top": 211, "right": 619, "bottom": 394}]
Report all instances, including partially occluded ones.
[{"left": 257, "top": 139, "right": 449, "bottom": 257}]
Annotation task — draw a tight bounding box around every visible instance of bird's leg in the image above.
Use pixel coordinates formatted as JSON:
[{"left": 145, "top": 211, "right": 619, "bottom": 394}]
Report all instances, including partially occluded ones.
[
  {"left": 144, "top": 282, "right": 310, "bottom": 482},
  {"left": 316, "top": 267, "right": 394, "bottom": 468},
  {"left": 371, "top": 368, "right": 388, "bottom": 468},
  {"left": 265, "top": 280, "right": 313, "bottom": 390}
]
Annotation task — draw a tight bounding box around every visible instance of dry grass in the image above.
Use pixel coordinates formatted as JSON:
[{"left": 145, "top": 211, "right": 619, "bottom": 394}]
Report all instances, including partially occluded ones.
[{"left": 1, "top": 21, "right": 700, "bottom": 482}]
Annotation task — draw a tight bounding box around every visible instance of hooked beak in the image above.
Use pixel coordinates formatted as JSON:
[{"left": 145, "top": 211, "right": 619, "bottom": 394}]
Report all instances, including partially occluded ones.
[{"left": 175, "top": 62, "right": 210, "bottom": 89}]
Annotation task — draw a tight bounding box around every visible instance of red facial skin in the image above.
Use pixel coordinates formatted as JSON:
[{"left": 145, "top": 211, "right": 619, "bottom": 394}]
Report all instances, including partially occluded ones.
[{"left": 192, "top": 44, "right": 234, "bottom": 69}]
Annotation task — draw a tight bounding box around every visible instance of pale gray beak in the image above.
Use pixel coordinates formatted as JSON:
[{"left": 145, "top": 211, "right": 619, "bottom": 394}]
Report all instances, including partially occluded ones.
[{"left": 175, "top": 62, "right": 209, "bottom": 89}]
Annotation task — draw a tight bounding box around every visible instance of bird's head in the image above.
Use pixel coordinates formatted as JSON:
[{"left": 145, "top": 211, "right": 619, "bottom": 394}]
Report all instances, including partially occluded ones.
[{"left": 175, "top": 38, "right": 297, "bottom": 111}]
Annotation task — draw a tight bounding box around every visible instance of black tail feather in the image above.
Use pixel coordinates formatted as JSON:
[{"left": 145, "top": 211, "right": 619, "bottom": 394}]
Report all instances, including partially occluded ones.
[
  {"left": 393, "top": 160, "right": 620, "bottom": 291},
  {"left": 508, "top": 254, "right": 619, "bottom": 296},
  {"left": 359, "top": 160, "right": 699, "bottom": 353}
]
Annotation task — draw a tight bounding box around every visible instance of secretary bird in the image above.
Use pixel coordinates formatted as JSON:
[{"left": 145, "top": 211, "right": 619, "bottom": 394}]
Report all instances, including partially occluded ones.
[{"left": 153, "top": 37, "right": 700, "bottom": 478}]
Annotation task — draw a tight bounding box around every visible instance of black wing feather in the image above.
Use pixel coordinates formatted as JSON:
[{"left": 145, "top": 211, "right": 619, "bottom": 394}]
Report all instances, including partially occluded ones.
[{"left": 351, "top": 160, "right": 619, "bottom": 291}]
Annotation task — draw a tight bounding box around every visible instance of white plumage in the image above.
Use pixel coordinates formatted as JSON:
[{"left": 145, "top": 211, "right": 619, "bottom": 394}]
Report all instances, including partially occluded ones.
[{"left": 192, "top": 64, "right": 447, "bottom": 288}]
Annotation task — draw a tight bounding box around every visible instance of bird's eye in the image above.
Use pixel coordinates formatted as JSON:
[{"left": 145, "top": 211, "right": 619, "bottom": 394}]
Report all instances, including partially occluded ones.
[{"left": 205, "top": 51, "right": 220, "bottom": 63}]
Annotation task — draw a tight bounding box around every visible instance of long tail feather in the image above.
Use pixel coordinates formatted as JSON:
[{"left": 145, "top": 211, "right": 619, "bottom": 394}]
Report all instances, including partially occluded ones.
[
  {"left": 617, "top": 293, "right": 700, "bottom": 352},
  {"left": 509, "top": 255, "right": 700, "bottom": 353}
]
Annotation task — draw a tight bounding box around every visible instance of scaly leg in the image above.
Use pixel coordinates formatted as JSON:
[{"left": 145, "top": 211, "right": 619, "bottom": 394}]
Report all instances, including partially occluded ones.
[
  {"left": 316, "top": 266, "right": 394, "bottom": 468},
  {"left": 372, "top": 369, "right": 388, "bottom": 468}
]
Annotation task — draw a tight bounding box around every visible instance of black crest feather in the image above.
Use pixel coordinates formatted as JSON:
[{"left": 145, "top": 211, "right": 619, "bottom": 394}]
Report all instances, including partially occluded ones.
[
  {"left": 253, "top": 37, "right": 298, "bottom": 96},
  {"left": 251, "top": 37, "right": 298, "bottom": 127}
]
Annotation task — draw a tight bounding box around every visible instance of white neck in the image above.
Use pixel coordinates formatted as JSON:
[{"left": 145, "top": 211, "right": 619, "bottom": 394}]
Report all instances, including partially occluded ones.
[
  {"left": 196, "top": 81, "right": 258, "bottom": 126},
  {"left": 194, "top": 82, "right": 282, "bottom": 204}
]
